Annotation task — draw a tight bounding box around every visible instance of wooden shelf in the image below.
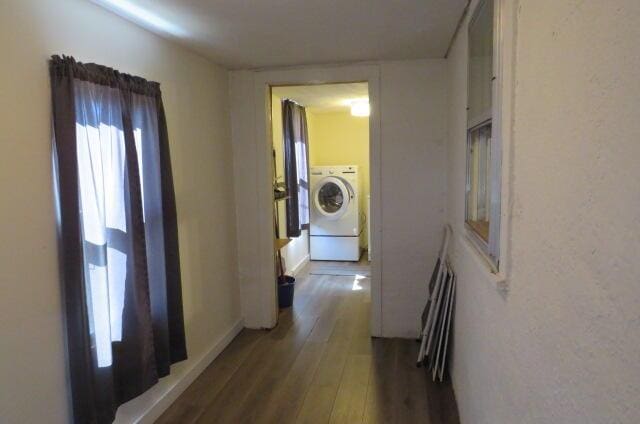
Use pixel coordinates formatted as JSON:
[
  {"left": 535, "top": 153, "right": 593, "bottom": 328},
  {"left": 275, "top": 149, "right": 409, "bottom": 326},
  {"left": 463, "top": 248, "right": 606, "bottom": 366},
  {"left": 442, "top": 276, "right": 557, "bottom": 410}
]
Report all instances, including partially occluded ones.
[{"left": 275, "top": 238, "right": 292, "bottom": 250}]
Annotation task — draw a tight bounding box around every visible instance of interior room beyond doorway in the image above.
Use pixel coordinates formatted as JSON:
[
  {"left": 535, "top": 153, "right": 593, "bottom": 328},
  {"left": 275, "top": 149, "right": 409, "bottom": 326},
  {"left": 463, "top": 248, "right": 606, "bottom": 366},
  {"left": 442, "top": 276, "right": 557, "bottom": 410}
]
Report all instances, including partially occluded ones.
[{"left": 272, "top": 83, "right": 371, "bottom": 278}]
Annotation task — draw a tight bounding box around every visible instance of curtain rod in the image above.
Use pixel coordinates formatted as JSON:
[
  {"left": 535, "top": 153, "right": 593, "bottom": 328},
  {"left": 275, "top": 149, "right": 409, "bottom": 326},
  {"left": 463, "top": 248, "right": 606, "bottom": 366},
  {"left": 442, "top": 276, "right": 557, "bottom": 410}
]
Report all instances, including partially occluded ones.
[{"left": 282, "top": 98, "right": 306, "bottom": 108}]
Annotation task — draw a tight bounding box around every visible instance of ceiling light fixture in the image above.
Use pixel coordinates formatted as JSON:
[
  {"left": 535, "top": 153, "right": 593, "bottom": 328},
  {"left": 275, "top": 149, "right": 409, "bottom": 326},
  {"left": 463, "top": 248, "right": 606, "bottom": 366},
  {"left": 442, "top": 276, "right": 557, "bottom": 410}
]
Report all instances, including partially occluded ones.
[{"left": 350, "top": 100, "right": 370, "bottom": 117}]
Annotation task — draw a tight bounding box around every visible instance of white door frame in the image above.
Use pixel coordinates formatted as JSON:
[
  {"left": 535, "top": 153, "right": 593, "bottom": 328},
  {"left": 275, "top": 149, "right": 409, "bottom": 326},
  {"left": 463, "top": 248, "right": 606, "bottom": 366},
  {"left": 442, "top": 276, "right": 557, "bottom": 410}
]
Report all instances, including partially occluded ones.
[{"left": 254, "top": 64, "right": 383, "bottom": 336}]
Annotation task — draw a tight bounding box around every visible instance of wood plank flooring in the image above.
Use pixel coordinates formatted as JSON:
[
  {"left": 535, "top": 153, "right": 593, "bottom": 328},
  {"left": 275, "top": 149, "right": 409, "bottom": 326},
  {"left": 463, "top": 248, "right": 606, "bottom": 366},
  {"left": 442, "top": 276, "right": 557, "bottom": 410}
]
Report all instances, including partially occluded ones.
[{"left": 157, "top": 262, "right": 460, "bottom": 424}]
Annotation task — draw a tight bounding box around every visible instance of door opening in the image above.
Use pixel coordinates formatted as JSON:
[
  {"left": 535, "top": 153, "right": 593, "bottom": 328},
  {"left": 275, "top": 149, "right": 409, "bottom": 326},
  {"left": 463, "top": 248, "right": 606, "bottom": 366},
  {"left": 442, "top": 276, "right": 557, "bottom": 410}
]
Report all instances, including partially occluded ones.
[{"left": 270, "top": 82, "right": 372, "bottom": 318}]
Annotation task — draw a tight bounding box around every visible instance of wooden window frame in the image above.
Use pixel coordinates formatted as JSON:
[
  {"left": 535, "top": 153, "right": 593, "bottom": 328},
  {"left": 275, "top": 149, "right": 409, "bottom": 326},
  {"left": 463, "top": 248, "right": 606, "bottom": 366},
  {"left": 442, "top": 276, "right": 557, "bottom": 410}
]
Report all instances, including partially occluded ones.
[{"left": 465, "top": 0, "right": 502, "bottom": 271}]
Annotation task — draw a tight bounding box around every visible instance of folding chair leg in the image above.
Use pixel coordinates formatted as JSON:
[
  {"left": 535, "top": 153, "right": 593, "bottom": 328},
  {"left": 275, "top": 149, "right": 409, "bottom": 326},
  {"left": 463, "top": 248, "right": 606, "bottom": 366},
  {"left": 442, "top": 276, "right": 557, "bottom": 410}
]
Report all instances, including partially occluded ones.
[{"left": 416, "top": 326, "right": 428, "bottom": 367}]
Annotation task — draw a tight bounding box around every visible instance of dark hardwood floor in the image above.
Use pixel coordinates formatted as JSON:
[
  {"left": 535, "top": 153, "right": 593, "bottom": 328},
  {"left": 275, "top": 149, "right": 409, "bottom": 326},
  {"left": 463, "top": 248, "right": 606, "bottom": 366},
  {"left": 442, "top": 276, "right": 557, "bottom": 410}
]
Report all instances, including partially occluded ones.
[{"left": 157, "top": 262, "right": 459, "bottom": 424}]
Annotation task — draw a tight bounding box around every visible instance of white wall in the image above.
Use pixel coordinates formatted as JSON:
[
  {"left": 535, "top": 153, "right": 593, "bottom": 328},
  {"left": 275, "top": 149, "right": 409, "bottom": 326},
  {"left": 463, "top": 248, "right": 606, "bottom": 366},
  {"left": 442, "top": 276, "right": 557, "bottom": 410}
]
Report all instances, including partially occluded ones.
[
  {"left": 230, "top": 60, "right": 447, "bottom": 337},
  {"left": 447, "top": 1, "right": 640, "bottom": 423},
  {"left": 0, "top": 1, "right": 242, "bottom": 422},
  {"left": 230, "top": 70, "right": 275, "bottom": 329},
  {"left": 378, "top": 61, "right": 448, "bottom": 337}
]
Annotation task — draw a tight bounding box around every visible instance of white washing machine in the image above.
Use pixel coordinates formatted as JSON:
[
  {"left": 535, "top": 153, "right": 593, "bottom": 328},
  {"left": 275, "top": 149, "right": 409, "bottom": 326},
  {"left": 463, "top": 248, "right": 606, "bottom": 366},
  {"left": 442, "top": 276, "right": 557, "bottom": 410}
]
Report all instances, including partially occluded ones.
[{"left": 310, "top": 165, "right": 361, "bottom": 261}]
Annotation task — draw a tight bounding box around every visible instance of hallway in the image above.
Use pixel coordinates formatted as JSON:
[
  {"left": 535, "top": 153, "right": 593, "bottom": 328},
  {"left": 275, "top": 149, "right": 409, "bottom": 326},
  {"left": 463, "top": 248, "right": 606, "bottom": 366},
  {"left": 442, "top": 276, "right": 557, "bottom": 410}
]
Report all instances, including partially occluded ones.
[{"left": 157, "top": 264, "right": 460, "bottom": 423}]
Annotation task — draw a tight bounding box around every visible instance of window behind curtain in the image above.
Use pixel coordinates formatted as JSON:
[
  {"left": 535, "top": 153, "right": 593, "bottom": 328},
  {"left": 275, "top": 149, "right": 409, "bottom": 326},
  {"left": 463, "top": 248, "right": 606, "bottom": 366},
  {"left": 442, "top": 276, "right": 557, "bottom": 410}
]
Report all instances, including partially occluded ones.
[
  {"left": 50, "top": 55, "right": 186, "bottom": 423},
  {"left": 74, "top": 81, "right": 169, "bottom": 369},
  {"left": 295, "top": 129, "right": 310, "bottom": 228},
  {"left": 283, "top": 99, "right": 310, "bottom": 238},
  {"left": 74, "top": 79, "right": 129, "bottom": 368}
]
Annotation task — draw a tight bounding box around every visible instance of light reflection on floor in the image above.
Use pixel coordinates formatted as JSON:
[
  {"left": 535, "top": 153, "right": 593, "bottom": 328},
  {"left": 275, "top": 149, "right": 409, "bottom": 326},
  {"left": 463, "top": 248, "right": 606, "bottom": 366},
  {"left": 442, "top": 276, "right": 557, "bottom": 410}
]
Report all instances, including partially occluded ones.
[{"left": 352, "top": 274, "right": 366, "bottom": 291}]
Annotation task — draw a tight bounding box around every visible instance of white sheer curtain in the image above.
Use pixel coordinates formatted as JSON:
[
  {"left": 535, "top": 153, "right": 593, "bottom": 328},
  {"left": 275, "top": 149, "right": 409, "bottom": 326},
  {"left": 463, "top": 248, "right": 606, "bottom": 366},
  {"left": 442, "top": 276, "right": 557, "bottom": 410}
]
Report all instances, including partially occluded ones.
[
  {"left": 295, "top": 138, "right": 309, "bottom": 227},
  {"left": 74, "top": 82, "right": 170, "bottom": 369},
  {"left": 75, "top": 80, "right": 128, "bottom": 368}
]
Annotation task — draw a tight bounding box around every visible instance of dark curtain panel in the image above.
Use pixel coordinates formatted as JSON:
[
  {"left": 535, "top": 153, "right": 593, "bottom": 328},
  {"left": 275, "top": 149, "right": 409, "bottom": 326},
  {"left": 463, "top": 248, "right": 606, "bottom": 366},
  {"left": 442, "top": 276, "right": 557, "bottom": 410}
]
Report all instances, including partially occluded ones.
[
  {"left": 49, "top": 56, "right": 186, "bottom": 424},
  {"left": 282, "top": 99, "right": 310, "bottom": 238}
]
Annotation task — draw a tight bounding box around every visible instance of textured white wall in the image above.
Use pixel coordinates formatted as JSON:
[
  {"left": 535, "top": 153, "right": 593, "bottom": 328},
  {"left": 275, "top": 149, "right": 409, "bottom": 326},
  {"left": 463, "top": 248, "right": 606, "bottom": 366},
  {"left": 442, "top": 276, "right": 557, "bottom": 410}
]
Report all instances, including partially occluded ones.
[
  {"left": 447, "top": 1, "right": 640, "bottom": 423},
  {"left": 0, "top": 1, "right": 241, "bottom": 422}
]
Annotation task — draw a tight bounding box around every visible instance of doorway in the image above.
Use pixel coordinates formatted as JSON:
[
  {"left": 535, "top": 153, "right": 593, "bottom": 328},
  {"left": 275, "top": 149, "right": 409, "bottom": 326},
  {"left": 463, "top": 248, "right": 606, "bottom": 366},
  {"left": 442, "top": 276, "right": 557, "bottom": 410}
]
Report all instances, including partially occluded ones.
[
  {"left": 235, "top": 65, "right": 381, "bottom": 334},
  {"left": 271, "top": 82, "right": 372, "bottom": 318}
]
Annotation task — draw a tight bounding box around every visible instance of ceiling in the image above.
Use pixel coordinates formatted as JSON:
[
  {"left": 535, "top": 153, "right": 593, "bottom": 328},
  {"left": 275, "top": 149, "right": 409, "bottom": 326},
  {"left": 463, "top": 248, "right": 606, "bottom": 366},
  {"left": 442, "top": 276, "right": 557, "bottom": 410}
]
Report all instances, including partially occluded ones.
[
  {"left": 272, "top": 83, "right": 368, "bottom": 113},
  {"left": 90, "top": 0, "right": 467, "bottom": 70}
]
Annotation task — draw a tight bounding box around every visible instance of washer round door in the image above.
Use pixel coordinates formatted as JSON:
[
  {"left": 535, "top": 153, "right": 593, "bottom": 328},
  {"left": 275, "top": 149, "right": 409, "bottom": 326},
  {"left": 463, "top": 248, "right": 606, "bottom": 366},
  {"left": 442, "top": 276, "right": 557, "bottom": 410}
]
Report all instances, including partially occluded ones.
[{"left": 314, "top": 177, "right": 352, "bottom": 220}]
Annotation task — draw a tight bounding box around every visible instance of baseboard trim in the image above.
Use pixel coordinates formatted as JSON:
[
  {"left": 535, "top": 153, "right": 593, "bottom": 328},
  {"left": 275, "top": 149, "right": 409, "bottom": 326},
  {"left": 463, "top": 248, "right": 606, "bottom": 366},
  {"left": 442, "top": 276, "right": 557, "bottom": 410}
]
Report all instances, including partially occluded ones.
[
  {"left": 289, "top": 254, "right": 310, "bottom": 277},
  {"left": 132, "top": 319, "right": 244, "bottom": 423}
]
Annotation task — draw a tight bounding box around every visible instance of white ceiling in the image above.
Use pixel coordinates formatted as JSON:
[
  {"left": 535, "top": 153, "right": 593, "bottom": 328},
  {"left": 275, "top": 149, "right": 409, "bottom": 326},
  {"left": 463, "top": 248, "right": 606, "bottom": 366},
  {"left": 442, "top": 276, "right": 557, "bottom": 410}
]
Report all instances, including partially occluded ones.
[
  {"left": 272, "top": 83, "right": 368, "bottom": 113},
  {"left": 91, "top": 0, "right": 467, "bottom": 70}
]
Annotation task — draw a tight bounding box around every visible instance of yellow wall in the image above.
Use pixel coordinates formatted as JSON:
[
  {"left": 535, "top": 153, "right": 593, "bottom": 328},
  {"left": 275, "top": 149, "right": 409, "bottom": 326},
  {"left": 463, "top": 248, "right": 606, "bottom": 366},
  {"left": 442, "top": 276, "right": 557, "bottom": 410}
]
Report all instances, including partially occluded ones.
[
  {"left": 307, "top": 110, "right": 370, "bottom": 247},
  {"left": 272, "top": 95, "right": 285, "bottom": 192}
]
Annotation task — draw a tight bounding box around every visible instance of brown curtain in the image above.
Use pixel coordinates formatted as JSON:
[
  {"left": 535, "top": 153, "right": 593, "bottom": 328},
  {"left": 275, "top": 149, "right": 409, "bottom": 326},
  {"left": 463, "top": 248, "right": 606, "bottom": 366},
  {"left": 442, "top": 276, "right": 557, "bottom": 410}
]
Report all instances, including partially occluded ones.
[
  {"left": 49, "top": 55, "right": 186, "bottom": 424},
  {"left": 282, "top": 99, "right": 310, "bottom": 238}
]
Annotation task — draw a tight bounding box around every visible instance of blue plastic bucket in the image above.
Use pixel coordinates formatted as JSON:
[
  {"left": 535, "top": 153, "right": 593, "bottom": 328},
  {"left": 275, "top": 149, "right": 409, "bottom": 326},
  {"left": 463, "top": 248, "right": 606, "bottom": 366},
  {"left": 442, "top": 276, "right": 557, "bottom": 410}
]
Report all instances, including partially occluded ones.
[{"left": 277, "top": 276, "right": 295, "bottom": 308}]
